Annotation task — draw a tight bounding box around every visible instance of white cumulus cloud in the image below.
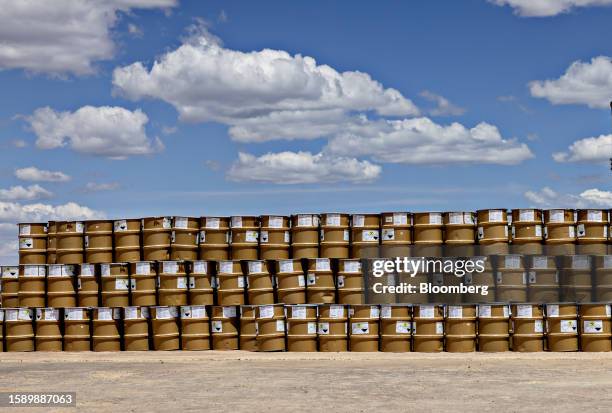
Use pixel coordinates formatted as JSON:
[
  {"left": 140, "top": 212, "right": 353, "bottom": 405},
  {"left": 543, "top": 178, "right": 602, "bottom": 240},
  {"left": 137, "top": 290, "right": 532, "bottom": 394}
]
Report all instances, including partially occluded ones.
[
  {"left": 0, "top": 0, "right": 177, "bottom": 75},
  {"left": 420, "top": 90, "right": 466, "bottom": 116},
  {"left": 227, "top": 151, "right": 381, "bottom": 184},
  {"left": 529, "top": 56, "right": 612, "bottom": 108},
  {"left": 27, "top": 106, "right": 163, "bottom": 159},
  {"left": 14, "top": 166, "right": 71, "bottom": 182},
  {"left": 525, "top": 187, "right": 612, "bottom": 208},
  {"left": 553, "top": 134, "right": 612, "bottom": 163},
  {"left": 0, "top": 185, "right": 52, "bottom": 201},
  {"left": 84, "top": 182, "right": 121, "bottom": 192},
  {"left": 491, "top": 0, "right": 612, "bottom": 17}
]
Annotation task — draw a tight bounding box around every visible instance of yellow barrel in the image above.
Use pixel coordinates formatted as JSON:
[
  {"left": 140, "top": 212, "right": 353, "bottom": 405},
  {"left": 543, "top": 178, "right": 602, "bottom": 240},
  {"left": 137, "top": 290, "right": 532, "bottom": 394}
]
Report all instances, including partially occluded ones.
[
  {"left": 379, "top": 305, "right": 412, "bottom": 352},
  {"left": 239, "top": 305, "right": 258, "bottom": 351},
  {"left": 129, "top": 261, "right": 157, "bottom": 307},
  {"left": 290, "top": 214, "right": 319, "bottom": 259},
  {"left": 18, "top": 264, "right": 46, "bottom": 307},
  {"left": 123, "top": 306, "right": 150, "bottom": 351},
  {"left": 180, "top": 305, "right": 210, "bottom": 351},
  {"left": 527, "top": 256, "right": 559, "bottom": 302},
  {"left": 188, "top": 260, "right": 215, "bottom": 306},
  {"left": 246, "top": 260, "right": 275, "bottom": 305},
  {"left": 546, "top": 304, "right": 578, "bottom": 352},
  {"left": 349, "top": 305, "right": 379, "bottom": 352},
  {"left": 413, "top": 212, "right": 443, "bottom": 257},
  {"left": 320, "top": 213, "right": 350, "bottom": 259},
  {"left": 478, "top": 304, "right": 510, "bottom": 352},
  {"left": 18, "top": 222, "right": 47, "bottom": 265},
  {"left": 199, "top": 216, "right": 230, "bottom": 260},
  {"left": 495, "top": 255, "right": 527, "bottom": 302},
  {"left": 100, "top": 263, "right": 130, "bottom": 307},
  {"left": 158, "top": 260, "right": 188, "bottom": 306},
  {"left": 306, "top": 258, "right": 336, "bottom": 304},
  {"left": 259, "top": 215, "right": 290, "bottom": 260},
  {"left": 4, "top": 308, "right": 35, "bottom": 352},
  {"left": 579, "top": 304, "right": 611, "bottom": 352},
  {"left": 92, "top": 307, "right": 122, "bottom": 352},
  {"left": 445, "top": 305, "right": 477, "bottom": 352},
  {"left": 113, "top": 218, "right": 142, "bottom": 262},
  {"left": 576, "top": 209, "right": 609, "bottom": 254},
  {"left": 462, "top": 257, "right": 495, "bottom": 303},
  {"left": 170, "top": 216, "right": 199, "bottom": 261},
  {"left": 275, "top": 259, "right": 306, "bottom": 304},
  {"left": 63, "top": 307, "right": 91, "bottom": 351},
  {"left": 337, "top": 259, "right": 364, "bottom": 305},
  {"left": 211, "top": 306, "right": 239, "bottom": 350},
  {"left": 77, "top": 264, "right": 99, "bottom": 307},
  {"left": 413, "top": 305, "right": 444, "bottom": 352},
  {"left": 85, "top": 220, "right": 113, "bottom": 264},
  {"left": 256, "top": 304, "right": 286, "bottom": 352},
  {"left": 510, "top": 209, "right": 543, "bottom": 255},
  {"left": 318, "top": 304, "right": 348, "bottom": 352},
  {"left": 47, "top": 264, "right": 77, "bottom": 308},
  {"left": 350, "top": 214, "right": 380, "bottom": 258},
  {"left": 217, "top": 260, "right": 245, "bottom": 305},
  {"left": 543, "top": 209, "right": 576, "bottom": 255},
  {"left": 46, "top": 221, "right": 57, "bottom": 264},
  {"left": 1, "top": 266, "right": 20, "bottom": 307},
  {"left": 285, "top": 304, "right": 318, "bottom": 351},
  {"left": 56, "top": 221, "right": 84, "bottom": 264},
  {"left": 380, "top": 212, "right": 412, "bottom": 258},
  {"left": 142, "top": 216, "right": 172, "bottom": 261},
  {"left": 35, "top": 308, "right": 62, "bottom": 351},
  {"left": 476, "top": 209, "right": 509, "bottom": 255},
  {"left": 511, "top": 304, "right": 544, "bottom": 352},
  {"left": 559, "top": 255, "right": 593, "bottom": 302},
  {"left": 594, "top": 255, "right": 612, "bottom": 301},
  {"left": 150, "top": 306, "right": 180, "bottom": 351},
  {"left": 0, "top": 309, "right": 4, "bottom": 350},
  {"left": 444, "top": 212, "right": 476, "bottom": 257},
  {"left": 230, "top": 216, "right": 259, "bottom": 260}
]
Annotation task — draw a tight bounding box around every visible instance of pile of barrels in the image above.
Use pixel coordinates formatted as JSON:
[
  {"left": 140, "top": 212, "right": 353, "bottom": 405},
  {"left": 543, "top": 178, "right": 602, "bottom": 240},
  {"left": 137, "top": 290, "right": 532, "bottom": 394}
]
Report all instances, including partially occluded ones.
[
  {"left": 16, "top": 209, "right": 612, "bottom": 266},
  {"left": 1, "top": 303, "right": 610, "bottom": 352}
]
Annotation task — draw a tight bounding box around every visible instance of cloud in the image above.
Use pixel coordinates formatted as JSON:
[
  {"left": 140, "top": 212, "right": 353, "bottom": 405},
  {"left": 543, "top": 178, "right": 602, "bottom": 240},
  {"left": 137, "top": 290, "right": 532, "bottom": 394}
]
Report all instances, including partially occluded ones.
[
  {"left": 420, "top": 90, "right": 466, "bottom": 116},
  {"left": 27, "top": 106, "right": 163, "bottom": 159},
  {"left": 324, "top": 117, "right": 534, "bottom": 165},
  {"left": 84, "top": 182, "right": 120, "bottom": 192},
  {"left": 553, "top": 134, "right": 611, "bottom": 163},
  {"left": 524, "top": 186, "right": 612, "bottom": 208},
  {"left": 0, "top": 0, "right": 177, "bottom": 75},
  {"left": 12, "top": 139, "right": 27, "bottom": 148},
  {"left": 529, "top": 56, "right": 612, "bottom": 108},
  {"left": 204, "top": 160, "right": 221, "bottom": 171},
  {"left": 227, "top": 151, "right": 381, "bottom": 184},
  {"left": 0, "top": 184, "right": 53, "bottom": 201},
  {"left": 15, "top": 166, "right": 71, "bottom": 182},
  {"left": 127, "top": 23, "right": 143, "bottom": 38},
  {"left": 490, "top": 0, "right": 612, "bottom": 17},
  {"left": 218, "top": 10, "right": 228, "bottom": 23}
]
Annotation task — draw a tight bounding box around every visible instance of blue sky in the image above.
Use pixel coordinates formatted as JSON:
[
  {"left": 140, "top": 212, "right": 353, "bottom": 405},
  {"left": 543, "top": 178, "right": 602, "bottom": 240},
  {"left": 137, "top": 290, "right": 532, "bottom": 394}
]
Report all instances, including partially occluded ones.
[{"left": 0, "top": 0, "right": 611, "bottom": 262}]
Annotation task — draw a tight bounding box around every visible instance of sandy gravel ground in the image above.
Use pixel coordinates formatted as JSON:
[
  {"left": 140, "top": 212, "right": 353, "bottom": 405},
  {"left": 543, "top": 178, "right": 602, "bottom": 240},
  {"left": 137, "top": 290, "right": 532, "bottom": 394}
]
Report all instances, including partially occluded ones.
[{"left": 1, "top": 352, "right": 611, "bottom": 412}]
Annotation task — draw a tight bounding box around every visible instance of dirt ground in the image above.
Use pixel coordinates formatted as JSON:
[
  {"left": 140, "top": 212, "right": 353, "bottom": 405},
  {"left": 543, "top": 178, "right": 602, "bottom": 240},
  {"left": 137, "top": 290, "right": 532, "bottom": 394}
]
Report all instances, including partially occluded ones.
[{"left": 1, "top": 352, "right": 611, "bottom": 412}]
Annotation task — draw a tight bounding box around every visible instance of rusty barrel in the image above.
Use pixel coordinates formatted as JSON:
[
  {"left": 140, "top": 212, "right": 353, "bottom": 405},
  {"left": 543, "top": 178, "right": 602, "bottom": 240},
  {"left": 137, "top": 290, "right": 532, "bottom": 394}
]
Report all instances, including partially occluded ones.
[
  {"left": 445, "top": 305, "right": 477, "bottom": 352},
  {"left": 142, "top": 216, "right": 172, "bottom": 261},
  {"left": 217, "top": 260, "right": 245, "bottom": 305},
  {"left": 63, "top": 307, "right": 91, "bottom": 351},
  {"left": 306, "top": 258, "right": 336, "bottom": 304},
  {"left": 85, "top": 220, "right": 113, "bottom": 264},
  {"left": 180, "top": 305, "right": 210, "bottom": 351},
  {"left": 35, "top": 308, "right": 62, "bottom": 351},
  {"left": 380, "top": 305, "right": 412, "bottom": 352},
  {"left": 476, "top": 209, "right": 509, "bottom": 255},
  {"left": 444, "top": 212, "right": 476, "bottom": 257},
  {"left": 5, "top": 308, "right": 35, "bottom": 352},
  {"left": 286, "top": 304, "right": 318, "bottom": 352},
  {"left": 1, "top": 266, "right": 20, "bottom": 307},
  {"left": 290, "top": 214, "right": 320, "bottom": 259},
  {"left": 123, "top": 306, "right": 150, "bottom": 351},
  {"left": 150, "top": 306, "right": 180, "bottom": 351},
  {"left": 318, "top": 304, "right": 348, "bottom": 352},
  {"left": 211, "top": 306, "right": 239, "bottom": 350},
  {"left": 478, "top": 304, "right": 510, "bottom": 352},
  {"left": 92, "top": 307, "right": 122, "bottom": 352},
  {"left": 576, "top": 209, "right": 609, "bottom": 255},
  {"left": 349, "top": 305, "right": 379, "bottom": 352},
  {"left": 579, "top": 304, "right": 611, "bottom": 352},
  {"left": 56, "top": 221, "right": 84, "bottom": 264},
  {"left": 188, "top": 260, "right": 215, "bottom": 306},
  {"left": 275, "top": 259, "right": 306, "bottom": 304},
  {"left": 337, "top": 259, "right": 364, "bottom": 305},
  {"left": 413, "top": 212, "right": 443, "bottom": 257},
  {"left": 230, "top": 216, "right": 259, "bottom": 260},
  {"left": 543, "top": 209, "right": 576, "bottom": 255},
  {"left": 113, "top": 219, "right": 141, "bottom": 262},
  {"left": 130, "top": 261, "right": 157, "bottom": 307},
  {"left": 246, "top": 260, "right": 275, "bottom": 305},
  {"left": 158, "top": 260, "right": 188, "bottom": 306},
  {"left": 100, "top": 263, "right": 130, "bottom": 307},
  {"left": 199, "top": 216, "right": 230, "bottom": 260},
  {"left": 546, "top": 304, "right": 578, "bottom": 352},
  {"left": 77, "top": 264, "right": 99, "bottom": 307},
  {"left": 18, "top": 264, "right": 46, "bottom": 307},
  {"left": 259, "top": 215, "right": 290, "bottom": 260},
  {"left": 18, "top": 222, "right": 47, "bottom": 264},
  {"left": 511, "top": 304, "right": 544, "bottom": 352},
  {"left": 170, "top": 216, "right": 199, "bottom": 261},
  {"left": 350, "top": 214, "right": 380, "bottom": 258},
  {"left": 320, "top": 213, "right": 350, "bottom": 259},
  {"left": 380, "top": 212, "right": 412, "bottom": 258},
  {"left": 47, "top": 264, "right": 77, "bottom": 308},
  {"left": 510, "top": 209, "right": 543, "bottom": 255},
  {"left": 256, "top": 304, "right": 286, "bottom": 352}
]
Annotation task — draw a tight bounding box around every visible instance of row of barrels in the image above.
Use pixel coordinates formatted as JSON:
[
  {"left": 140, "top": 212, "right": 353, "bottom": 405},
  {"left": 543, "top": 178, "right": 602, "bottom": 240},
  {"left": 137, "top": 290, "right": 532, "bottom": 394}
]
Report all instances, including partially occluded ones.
[
  {"left": 1, "top": 303, "right": 610, "bottom": 352},
  {"left": 18, "top": 209, "right": 612, "bottom": 265},
  {"left": 0, "top": 259, "right": 364, "bottom": 308}
]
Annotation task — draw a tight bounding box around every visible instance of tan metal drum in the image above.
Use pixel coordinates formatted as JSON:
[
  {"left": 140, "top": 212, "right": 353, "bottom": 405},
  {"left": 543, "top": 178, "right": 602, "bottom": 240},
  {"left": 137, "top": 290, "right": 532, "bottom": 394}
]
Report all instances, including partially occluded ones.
[
  {"left": 348, "top": 305, "right": 379, "bottom": 352},
  {"left": 430, "top": 270, "right": 462, "bottom": 305},
  {"left": 380, "top": 212, "right": 412, "bottom": 258},
  {"left": 246, "top": 260, "right": 275, "bottom": 305},
  {"left": 478, "top": 304, "right": 510, "bottom": 351},
  {"left": 476, "top": 209, "right": 509, "bottom": 255},
  {"left": 18, "top": 222, "right": 47, "bottom": 264},
  {"left": 46, "top": 221, "right": 57, "bottom": 264},
  {"left": 576, "top": 209, "right": 609, "bottom": 254},
  {"left": 413, "top": 212, "right": 443, "bottom": 257},
  {"left": 496, "top": 255, "right": 527, "bottom": 302},
  {"left": 445, "top": 305, "right": 477, "bottom": 352},
  {"left": 259, "top": 215, "right": 290, "bottom": 260},
  {"left": 320, "top": 213, "right": 350, "bottom": 259},
  {"left": 18, "top": 264, "right": 46, "bottom": 307},
  {"left": 180, "top": 305, "right": 210, "bottom": 351},
  {"left": 199, "top": 216, "right": 230, "bottom": 260},
  {"left": 35, "top": 308, "right": 62, "bottom": 351},
  {"left": 47, "top": 264, "right": 77, "bottom": 308},
  {"left": 100, "top": 263, "right": 130, "bottom": 307},
  {"left": 511, "top": 304, "right": 544, "bottom": 352},
  {"left": 543, "top": 209, "right": 576, "bottom": 255},
  {"left": 150, "top": 306, "right": 180, "bottom": 350},
  {"left": 123, "top": 306, "right": 150, "bottom": 351},
  {"left": 85, "top": 220, "right": 113, "bottom": 264},
  {"left": 397, "top": 260, "right": 429, "bottom": 304},
  {"left": 286, "top": 304, "right": 318, "bottom": 351},
  {"left": 113, "top": 219, "right": 141, "bottom": 262},
  {"left": 275, "top": 259, "right": 306, "bottom": 304},
  {"left": 158, "top": 260, "right": 188, "bottom": 306},
  {"left": 142, "top": 216, "right": 172, "bottom": 261},
  {"left": 559, "top": 255, "right": 592, "bottom": 302},
  {"left": 1, "top": 266, "right": 20, "bottom": 307},
  {"left": 56, "top": 221, "right": 84, "bottom": 264},
  {"left": 337, "top": 259, "right": 364, "bottom": 305},
  {"left": 510, "top": 209, "right": 543, "bottom": 255},
  {"left": 211, "top": 306, "right": 239, "bottom": 350},
  {"left": 290, "top": 214, "right": 319, "bottom": 259},
  {"left": 306, "top": 258, "right": 336, "bottom": 304},
  {"left": 239, "top": 305, "right": 258, "bottom": 351},
  {"left": 130, "top": 261, "right": 157, "bottom": 307},
  {"left": 463, "top": 257, "right": 495, "bottom": 303},
  {"left": 92, "top": 307, "right": 122, "bottom": 352},
  {"left": 350, "top": 214, "right": 380, "bottom": 259},
  {"left": 0, "top": 309, "right": 3, "bottom": 351},
  {"left": 256, "top": 304, "right": 286, "bottom": 352},
  {"left": 444, "top": 212, "right": 476, "bottom": 257},
  {"left": 77, "top": 264, "right": 99, "bottom": 307},
  {"left": 318, "top": 304, "right": 348, "bottom": 352},
  {"left": 412, "top": 305, "right": 444, "bottom": 352},
  {"left": 217, "top": 260, "right": 245, "bottom": 305},
  {"left": 594, "top": 256, "right": 612, "bottom": 301},
  {"left": 170, "top": 216, "right": 199, "bottom": 260},
  {"left": 4, "top": 308, "right": 35, "bottom": 352},
  {"left": 527, "top": 256, "right": 559, "bottom": 302},
  {"left": 230, "top": 216, "right": 259, "bottom": 260},
  {"left": 188, "top": 260, "right": 215, "bottom": 306},
  {"left": 379, "top": 305, "right": 412, "bottom": 352},
  {"left": 63, "top": 307, "right": 91, "bottom": 351},
  {"left": 579, "top": 304, "right": 611, "bottom": 352},
  {"left": 546, "top": 304, "right": 578, "bottom": 352}
]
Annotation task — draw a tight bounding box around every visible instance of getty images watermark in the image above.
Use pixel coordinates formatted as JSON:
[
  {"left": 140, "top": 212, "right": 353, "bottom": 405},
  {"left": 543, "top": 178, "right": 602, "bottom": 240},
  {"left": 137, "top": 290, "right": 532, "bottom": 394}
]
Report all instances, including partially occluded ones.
[{"left": 370, "top": 257, "right": 490, "bottom": 296}]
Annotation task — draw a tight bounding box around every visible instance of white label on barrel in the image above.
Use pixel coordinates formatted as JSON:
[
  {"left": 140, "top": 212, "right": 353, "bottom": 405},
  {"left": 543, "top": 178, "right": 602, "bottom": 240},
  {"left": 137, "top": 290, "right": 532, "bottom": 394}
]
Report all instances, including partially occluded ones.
[
  {"left": 572, "top": 255, "right": 589, "bottom": 269},
  {"left": 528, "top": 271, "right": 537, "bottom": 284},
  {"left": 98, "top": 308, "right": 112, "bottom": 320},
  {"left": 343, "top": 261, "right": 361, "bottom": 273},
  {"left": 326, "top": 214, "right": 341, "bottom": 226},
  {"left": 329, "top": 305, "right": 344, "bottom": 319},
  {"left": 279, "top": 260, "right": 294, "bottom": 273},
  {"left": 259, "top": 230, "right": 269, "bottom": 243},
  {"left": 136, "top": 262, "right": 150, "bottom": 275},
  {"left": 464, "top": 213, "right": 474, "bottom": 224},
  {"left": 187, "top": 277, "right": 195, "bottom": 289},
  {"left": 284, "top": 231, "right": 290, "bottom": 243},
  {"left": 2, "top": 266, "right": 18, "bottom": 278},
  {"left": 115, "top": 278, "right": 129, "bottom": 290},
  {"left": 516, "top": 305, "right": 533, "bottom": 318},
  {"left": 177, "top": 277, "right": 187, "bottom": 289},
  {"left": 245, "top": 230, "right": 258, "bottom": 242},
  {"left": 387, "top": 213, "right": 404, "bottom": 226},
  {"left": 496, "top": 272, "right": 503, "bottom": 284},
  {"left": 101, "top": 264, "right": 110, "bottom": 277},
  {"left": 511, "top": 225, "right": 516, "bottom": 238},
  {"left": 576, "top": 224, "right": 585, "bottom": 238},
  {"left": 352, "top": 322, "right": 369, "bottom": 335},
  {"left": 210, "top": 276, "right": 218, "bottom": 289},
  {"left": 203, "top": 217, "right": 219, "bottom": 229},
  {"left": 489, "top": 210, "right": 503, "bottom": 222},
  {"left": 65, "top": 308, "right": 83, "bottom": 320},
  {"left": 193, "top": 261, "right": 207, "bottom": 274},
  {"left": 532, "top": 256, "right": 548, "bottom": 269},
  {"left": 429, "top": 213, "right": 442, "bottom": 225},
  {"left": 297, "top": 275, "right": 305, "bottom": 287},
  {"left": 198, "top": 230, "right": 206, "bottom": 244},
  {"left": 560, "top": 320, "right": 577, "bottom": 333},
  {"left": 24, "top": 265, "right": 43, "bottom": 276},
  {"left": 174, "top": 217, "right": 188, "bottom": 229},
  {"left": 607, "top": 305, "right": 611, "bottom": 317},
  {"left": 268, "top": 216, "right": 283, "bottom": 228},
  {"left": 385, "top": 215, "right": 393, "bottom": 223},
  {"left": 520, "top": 210, "right": 535, "bottom": 222},
  {"left": 547, "top": 305, "right": 559, "bottom": 317},
  {"left": 479, "top": 305, "right": 492, "bottom": 318},
  {"left": 362, "top": 230, "right": 379, "bottom": 242},
  {"left": 587, "top": 210, "right": 602, "bottom": 222},
  {"left": 163, "top": 261, "right": 178, "bottom": 274},
  {"left": 170, "top": 231, "right": 176, "bottom": 243},
  {"left": 307, "top": 273, "right": 316, "bottom": 285},
  {"left": 248, "top": 261, "right": 263, "bottom": 274},
  {"left": 297, "top": 215, "right": 313, "bottom": 227},
  {"left": 291, "top": 306, "right": 306, "bottom": 319},
  {"left": 0, "top": 310, "right": 3, "bottom": 321},
  {"left": 307, "top": 322, "right": 317, "bottom": 334},
  {"left": 449, "top": 212, "right": 463, "bottom": 225},
  {"left": 381, "top": 306, "right": 392, "bottom": 319},
  {"left": 318, "top": 322, "right": 329, "bottom": 334},
  {"left": 396, "top": 321, "right": 411, "bottom": 334},
  {"left": 382, "top": 228, "right": 395, "bottom": 240},
  {"left": 6, "top": 310, "right": 18, "bottom": 321},
  {"left": 370, "top": 306, "right": 380, "bottom": 318},
  {"left": 505, "top": 255, "right": 521, "bottom": 269},
  {"left": 549, "top": 210, "right": 563, "bottom": 223},
  {"left": 223, "top": 307, "right": 236, "bottom": 318},
  {"left": 81, "top": 265, "right": 94, "bottom": 276},
  {"left": 192, "top": 306, "right": 207, "bottom": 318},
  {"left": 534, "top": 319, "right": 544, "bottom": 333},
  {"left": 19, "top": 224, "right": 31, "bottom": 235},
  {"left": 584, "top": 320, "right": 604, "bottom": 333},
  {"left": 337, "top": 275, "right": 345, "bottom": 288},
  {"left": 504, "top": 226, "right": 508, "bottom": 237},
  {"left": 49, "top": 265, "right": 62, "bottom": 276},
  {"left": 477, "top": 226, "right": 484, "bottom": 239},
  {"left": 464, "top": 274, "right": 473, "bottom": 285},
  {"left": 419, "top": 305, "right": 435, "bottom": 318},
  {"left": 130, "top": 279, "right": 137, "bottom": 290},
  {"left": 180, "top": 306, "right": 192, "bottom": 318},
  {"left": 319, "top": 230, "right": 325, "bottom": 241},
  {"left": 124, "top": 307, "right": 138, "bottom": 320},
  {"left": 84, "top": 235, "right": 89, "bottom": 248},
  {"left": 316, "top": 259, "right": 330, "bottom": 271},
  {"left": 231, "top": 216, "right": 242, "bottom": 228},
  {"left": 343, "top": 229, "right": 350, "bottom": 241},
  {"left": 448, "top": 306, "right": 463, "bottom": 318},
  {"left": 276, "top": 320, "right": 285, "bottom": 332},
  {"left": 212, "top": 320, "right": 223, "bottom": 332},
  {"left": 114, "top": 220, "right": 127, "bottom": 232},
  {"left": 237, "top": 276, "right": 245, "bottom": 288},
  {"left": 534, "top": 225, "right": 542, "bottom": 237},
  {"left": 353, "top": 215, "right": 365, "bottom": 227},
  {"left": 19, "top": 237, "right": 34, "bottom": 249},
  {"left": 46, "top": 309, "right": 59, "bottom": 321},
  {"left": 156, "top": 307, "right": 173, "bottom": 319},
  {"left": 76, "top": 222, "right": 84, "bottom": 233},
  {"left": 433, "top": 274, "right": 443, "bottom": 286},
  {"left": 604, "top": 256, "right": 612, "bottom": 269},
  {"left": 77, "top": 278, "right": 82, "bottom": 289},
  {"left": 436, "top": 322, "right": 444, "bottom": 335}
]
